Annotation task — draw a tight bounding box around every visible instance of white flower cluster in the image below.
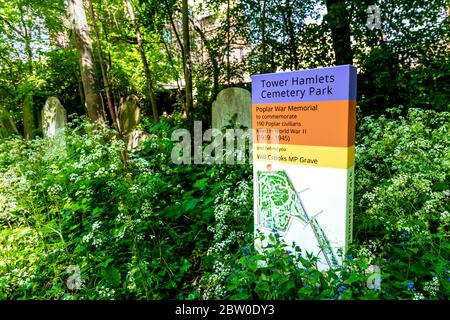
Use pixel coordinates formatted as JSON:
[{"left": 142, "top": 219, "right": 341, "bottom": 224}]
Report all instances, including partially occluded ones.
[
  {"left": 201, "top": 260, "right": 231, "bottom": 299},
  {"left": 208, "top": 180, "right": 251, "bottom": 242},
  {"left": 82, "top": 232, "right": 93, "bottom": 243},
  {"left": 128, "top": 156, "right": 152, "bottom": 175},
  {"left": 199, "top": 179, "right": 252, "bottom": 298},
  {"left": 69, "top": 173, "right": 80, "bottom": 183},
  {"left": 0, "top": 172, "right": 30, "bottom": 215},
  {"left": 92, "top": 238, "right": 103, "bottom": 248},
  {"left": 94, "top": 167, "right": 107, "bottom": 178},
  {"left": 47, "top": 184, "right": 63, "bottom": 196},
  {"left": 116, "top": 212, "right": 127, "bottom": 222},
  {"left": 136, "top": 233, "right": 145, "bottom": 241},
  {"left": 0, "top": 194, "right": 18, "bottom": 222},
  {"left": 413, "top": 292, "right": 426, "bottom": 300},
  {"left": 17, "top": 270, "right": 36, "bottom": 287},
  {"left": 129, "top": 184, "right": 141, "bottom": 194},
  {"left": 115, "top": 205, "right": 134, "bottom": 239},
  {"left": 92, "top": 221, "right": 102, "bottom": 230},
  {"left": 75, "top": 188, "right": 93, "bottom": 199},
  {"left": 140, "top": 201, "right": 154, "bottom": 219},
  {"left": 232, "top": 180, "right": 251, "bottom": 205},
  {"left": 42, "top": 247, "right": 64, "bottom": 258},
  {"left": 356, "top": 240, "right": 379, "bottom": 263},
  {"left": 97, "top": 285, "right": 115, "bottom": 299},
  {"left": 440, "top": 211, "right": 449, "bottom": 223},
  {"left": 423, "top": 276, "right": 439, "bottom": 298},
  {"left": 82, "top": 221, "right": 103, "bottom": 247},
  {"left": 0, "top": 265, "right": 37, "bottom": 291}
]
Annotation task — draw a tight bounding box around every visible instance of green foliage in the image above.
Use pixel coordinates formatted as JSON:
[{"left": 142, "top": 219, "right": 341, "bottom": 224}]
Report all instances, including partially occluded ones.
[
  {"left": 1, "top": 107, "right": 449, "bottom": 300},
  {"left": 0, "top": 116, "right": 251, "bottom": 299},
  {"left": 352, "top": 0, "right": 449, "bottom": 115},
  {"left": 218, "top": 229, "right": 449, "bottom": 300},
  {"left": 0, "top": 0, "right": 448, "bottom": 302},
  {"left": 219, "top": 234, "right": 380, "bottom": 300},
  {"left": 355, "top": 108, "right": 449, "bottom": 243}
]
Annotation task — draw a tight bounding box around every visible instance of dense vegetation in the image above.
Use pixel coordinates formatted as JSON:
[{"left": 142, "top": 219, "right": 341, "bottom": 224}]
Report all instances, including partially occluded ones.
[
  {"left": 0, "top": 0, "right": 449, "bottom": 300},
  {"left": 0, "top": 108, "right": 448, "bottom": 300}
]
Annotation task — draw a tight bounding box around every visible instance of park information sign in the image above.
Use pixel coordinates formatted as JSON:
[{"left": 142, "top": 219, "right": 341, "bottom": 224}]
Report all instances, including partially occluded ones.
[{"left": 252, "top": 65, "right": 357, "bottom": 269}]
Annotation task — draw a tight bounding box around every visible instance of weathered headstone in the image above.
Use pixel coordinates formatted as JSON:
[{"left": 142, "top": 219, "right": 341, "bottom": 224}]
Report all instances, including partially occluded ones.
[
  {"left": 252, "top": 65, "right": 357, "bottom": 270},
  {"left": 212, "top": 87, "right": 252, "bottom": 129},
  {"left": 118, "top": 95, "right": 140, "bottom": 134},
  {"left": 126, "top": 129, "right": 151, "bottom": 151},
  {"left": 118, "top": 95, "right": 149, "bottom": 151},
  {"left": 42, "top": 96, "right": 67, "bottom": 138}
]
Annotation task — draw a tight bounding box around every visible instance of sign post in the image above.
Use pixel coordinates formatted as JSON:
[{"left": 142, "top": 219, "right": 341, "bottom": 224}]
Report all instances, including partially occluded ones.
[{"left": 252, "top": 65, "right": 357, "bottom": 269}]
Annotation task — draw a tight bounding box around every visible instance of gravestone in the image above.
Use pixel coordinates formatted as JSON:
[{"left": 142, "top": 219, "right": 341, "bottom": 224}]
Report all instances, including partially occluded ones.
[
  {"left": 118, "top": 95, "right": 140, "bottom": 134},
  {"left": 42, "top": 96, "right": 67, "bottom": 138},
  {"left": 212, "top": 87, "right": 252, "bottom": 129},
  {"left": 126, "top": 129, "right": 151, "bottom": 151},
  {"left": 118, "top": 95, "right": 149, "bottom": 151},
  {"left": 252, "top": 65, "right": 357, "bottom": 270}
]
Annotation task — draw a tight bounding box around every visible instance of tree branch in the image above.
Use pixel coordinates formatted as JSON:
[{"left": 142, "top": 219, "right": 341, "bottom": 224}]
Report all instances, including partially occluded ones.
[{"left": 163, "top": 0, "right": 184, "bottom": 57}]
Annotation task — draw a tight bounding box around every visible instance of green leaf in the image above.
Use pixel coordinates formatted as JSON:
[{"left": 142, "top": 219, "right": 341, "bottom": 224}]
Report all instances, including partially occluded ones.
[
  {"left": 185, "top": 198, "right": 199, "bottom": 211},
  {"left": 99, "top": 258, "right": 114, "bottom": 269},
  {"left": 69, "top": 223, "right": 80, "bottom": 231},
  {"left": 101, "top": 265, "right": 121, "bottom": 287},
  {"left": 193, "top": 178, "right": 208, "bottom": 189},
  {"left": 345, "top": 273, "right": 363, "bottom": 284}
]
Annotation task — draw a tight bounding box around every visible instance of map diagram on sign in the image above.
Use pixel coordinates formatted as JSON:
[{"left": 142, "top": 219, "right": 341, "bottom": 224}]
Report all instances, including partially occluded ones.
[{"left": 256, "top": 170, "right": 338, "bottom": 268}]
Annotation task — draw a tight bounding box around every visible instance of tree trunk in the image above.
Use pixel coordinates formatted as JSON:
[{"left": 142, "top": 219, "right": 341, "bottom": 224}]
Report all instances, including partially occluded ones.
[
  {"left": 73, "top": 63, "right": 85, "bottom": 107},
  {"left": 325, "top": 0, "right": 353, "bottom": 65},
  {"left": 163, "top": 0, "right": 186, "bottom": 115},
  {"left": 161, "top": 36, "right": 183, "bottom": 96},
  {"left": 226, "top": 0, "right": 231, "bottom": 85},
  {"left": 182, "top": 0, "right": 194, "bottom": 130},
  {"left": 88, "top": 0, "right": 129, "bottom": 168},
  {"left": 163, "top": 0, "right": 184, "bottom": 57},
  {"left": 98, "top": 0, "right": 113, "bottom": 72},
  {"left": 125, "top": 0, "right": 159, "bottom": 124},
  {"left": 68, "top": 0, "right": 106, "bottom": 124},
  {"left": 19, "top": 5, "right": 33, "bottom": 73},
  {"left": 19, "top": 5, "right": 34, "bottom": 139},
  {"left": 22, "top": 93, "right": 33, "bottom": 140},
  {"left": 0, "top": 106, "right": 19, "bottom": 138},
  {"left": 87, "top": 0, "right": 120, "bottom": 131},
  {"left": 190, "top": 18, "right": 219, "bottom": 101}
]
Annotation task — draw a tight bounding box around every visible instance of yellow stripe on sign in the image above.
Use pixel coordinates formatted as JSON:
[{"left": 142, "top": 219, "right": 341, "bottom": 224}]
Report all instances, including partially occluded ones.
[{"left": 253, "top": 144, "right": 355, "bottom": 169}]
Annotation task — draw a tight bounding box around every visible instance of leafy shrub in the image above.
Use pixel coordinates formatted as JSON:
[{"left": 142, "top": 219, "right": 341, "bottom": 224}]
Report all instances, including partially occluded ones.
[{"left": 0, "top": 108, "right": 448, "bottom": 300}]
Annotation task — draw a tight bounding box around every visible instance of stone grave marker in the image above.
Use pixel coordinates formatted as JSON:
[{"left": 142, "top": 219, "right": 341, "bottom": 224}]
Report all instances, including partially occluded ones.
[
  {"left": 118, "top": 95, "right": 149, "bottom": 151},
  {"left": 42, "top": 96, "right": 67, "bottom": 138},
  {"left": 212, "top": 87, "right": 252, "bottom": 129},
  {"left": 118, "top": 95, "right": 140, "bottom": 134}
]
